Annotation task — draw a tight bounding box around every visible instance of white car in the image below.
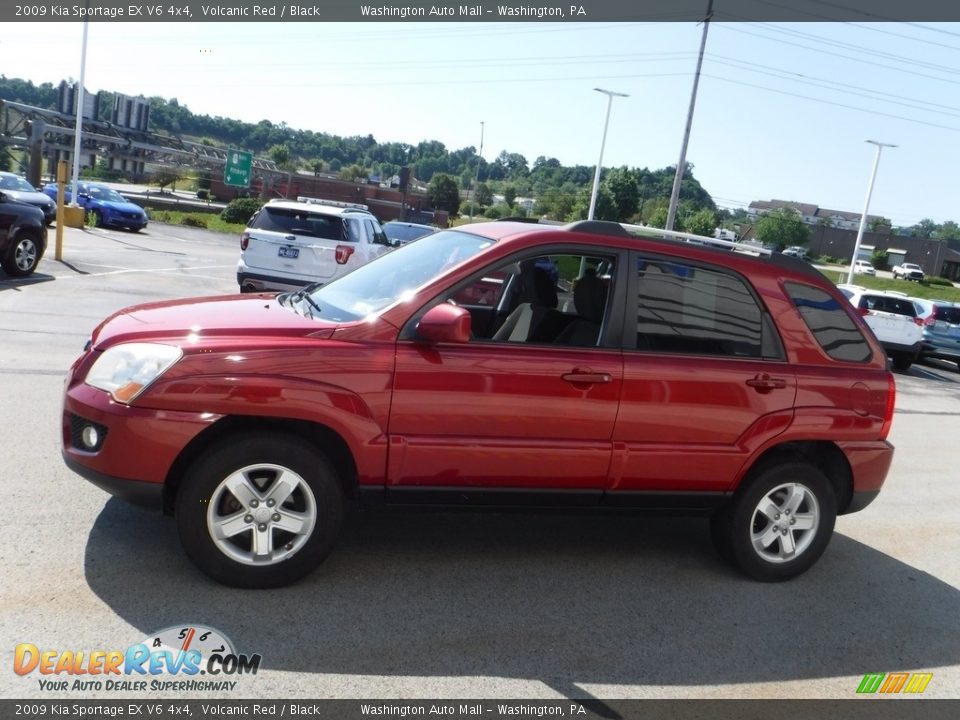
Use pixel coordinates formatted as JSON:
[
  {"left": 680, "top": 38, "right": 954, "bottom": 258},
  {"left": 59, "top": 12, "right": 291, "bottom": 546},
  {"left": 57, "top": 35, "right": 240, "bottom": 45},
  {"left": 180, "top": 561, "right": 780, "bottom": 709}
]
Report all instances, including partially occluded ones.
[
  {"left": 853, "top": 259, "right": 876, "bottom": 276},
  {"left": 838, "top": 284, "right": 924, "bottom": 370},
  {"left": 892, "top": 262, "right": 925, "bottom": 281},
  {"left": 236, "top": 197, "right": 392, "bottom": 293}
]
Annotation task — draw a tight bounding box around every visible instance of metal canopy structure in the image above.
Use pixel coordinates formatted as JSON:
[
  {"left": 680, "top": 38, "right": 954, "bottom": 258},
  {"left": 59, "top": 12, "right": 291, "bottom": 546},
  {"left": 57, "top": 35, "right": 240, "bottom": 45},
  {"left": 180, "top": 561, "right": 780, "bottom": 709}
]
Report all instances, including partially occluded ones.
[{"left": 0, "top": 99, "right": 281, "bottom": 187}]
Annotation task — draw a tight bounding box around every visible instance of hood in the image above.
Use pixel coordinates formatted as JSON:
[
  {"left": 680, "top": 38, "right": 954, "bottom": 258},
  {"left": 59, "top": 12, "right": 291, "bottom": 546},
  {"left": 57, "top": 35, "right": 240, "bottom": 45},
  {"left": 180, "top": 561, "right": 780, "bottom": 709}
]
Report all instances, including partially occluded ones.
[
  {"left": 5, "top": 189, "right": 54, "bottom": 208},
  {"left": 98, "top": 199, "right": 146, "bottom": 214},
  {"left": 91, "top": 294, "right": 339, "bottom": 350}
]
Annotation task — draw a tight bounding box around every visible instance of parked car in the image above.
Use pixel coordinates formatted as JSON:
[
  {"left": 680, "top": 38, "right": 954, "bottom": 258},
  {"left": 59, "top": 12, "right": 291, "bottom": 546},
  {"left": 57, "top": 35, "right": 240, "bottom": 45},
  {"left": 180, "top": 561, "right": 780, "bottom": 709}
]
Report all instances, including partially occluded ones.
[
  {"left": 892, "top": 262, "right": 924, "bottom": 281},
  {"left": 782, "top": 246, "right": 808, "bottom": 260},
  {"left": 0, "top": 190, "right": 47, "bottom": 277},
  {"left": 0, "top": 171, "right": 56, "bottom": 225},
  {"left": 236, "top": 197, "right": 391, "bottom": 292},
  {"left": 912, "top": 298, "right": 960, "bottom": 372},
  {"left": 838, "top": 285, "right": 924, "bottom": 370},
  {"left": 63, "top": 220, "right": 895, "bottom": 587},
  {"left": 853, "top": 259, "right": 876, "bottom": 276},
  {"left": 40, "top": 181, "right": 148, "bottom": 231},
  {"left": 382, "top": 220, "right": 435, "bottom": 246}
]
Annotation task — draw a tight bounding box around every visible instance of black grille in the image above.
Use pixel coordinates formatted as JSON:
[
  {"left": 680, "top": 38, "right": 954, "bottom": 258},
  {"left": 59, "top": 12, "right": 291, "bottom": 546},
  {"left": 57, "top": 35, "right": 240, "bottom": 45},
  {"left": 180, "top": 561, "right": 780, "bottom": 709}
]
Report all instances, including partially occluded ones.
[{"left": 69, "top": 414, "right": 107, "bottom": 452}]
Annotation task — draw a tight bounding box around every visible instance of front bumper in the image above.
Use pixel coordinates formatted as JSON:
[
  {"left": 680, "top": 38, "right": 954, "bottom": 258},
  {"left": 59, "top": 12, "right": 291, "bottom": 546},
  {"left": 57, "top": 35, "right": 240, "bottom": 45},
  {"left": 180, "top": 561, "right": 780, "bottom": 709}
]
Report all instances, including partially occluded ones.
[{"left": 62, "top": 380, "right": 220, "bottom": 508}]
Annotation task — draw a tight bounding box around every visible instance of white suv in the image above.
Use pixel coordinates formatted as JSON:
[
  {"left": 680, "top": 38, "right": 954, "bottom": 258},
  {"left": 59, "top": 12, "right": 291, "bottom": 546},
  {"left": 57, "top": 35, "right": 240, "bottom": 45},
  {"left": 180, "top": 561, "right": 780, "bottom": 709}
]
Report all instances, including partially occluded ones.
[
  {"left": 838, "top": 285, "right": 924, "bottom": 370},
  {"left": 237, "top": 197, "right": 391, "bottom": 293}
]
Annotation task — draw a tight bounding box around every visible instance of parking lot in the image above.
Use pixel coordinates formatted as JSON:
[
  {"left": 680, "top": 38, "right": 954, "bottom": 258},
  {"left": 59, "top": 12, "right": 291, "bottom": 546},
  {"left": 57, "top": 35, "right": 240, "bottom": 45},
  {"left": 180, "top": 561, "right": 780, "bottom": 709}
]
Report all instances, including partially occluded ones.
[{"left": 2, "top": 222, "right": 959, "bottom": 701}]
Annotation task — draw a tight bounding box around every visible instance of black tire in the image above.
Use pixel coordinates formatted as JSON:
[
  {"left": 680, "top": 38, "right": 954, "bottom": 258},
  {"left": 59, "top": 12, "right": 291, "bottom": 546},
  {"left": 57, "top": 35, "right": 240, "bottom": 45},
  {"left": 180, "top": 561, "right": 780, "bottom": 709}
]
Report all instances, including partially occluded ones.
[
  {"left": 891, "top": 353, "right": 913, "bottom": 371},
  {"left": 1, "top": 232, "right": 43, "bottom": 277},
  {"left": 711, "top": 460, "right": 836, "bottom": 582},
  {"left": 175, "top": 433, "right": 344, "bottom": 588}
]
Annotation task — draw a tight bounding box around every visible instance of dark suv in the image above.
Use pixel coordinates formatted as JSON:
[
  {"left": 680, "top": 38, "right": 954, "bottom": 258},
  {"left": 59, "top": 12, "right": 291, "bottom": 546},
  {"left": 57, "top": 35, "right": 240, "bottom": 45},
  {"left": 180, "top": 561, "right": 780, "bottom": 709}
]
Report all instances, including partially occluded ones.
[
  {"left": 62, "top": 221, "right": 895, "bottom": 587},
  {"left": 0, "top": 190, "right": 47, "bottom": 277}
]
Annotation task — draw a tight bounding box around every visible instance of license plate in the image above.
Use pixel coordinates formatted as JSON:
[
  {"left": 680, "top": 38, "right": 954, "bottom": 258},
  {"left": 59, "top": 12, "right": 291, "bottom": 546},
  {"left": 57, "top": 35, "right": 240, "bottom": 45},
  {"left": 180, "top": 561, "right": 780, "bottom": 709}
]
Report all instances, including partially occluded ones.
[{"left": 278, "top": 246, "right": 299, "bottom": 259}]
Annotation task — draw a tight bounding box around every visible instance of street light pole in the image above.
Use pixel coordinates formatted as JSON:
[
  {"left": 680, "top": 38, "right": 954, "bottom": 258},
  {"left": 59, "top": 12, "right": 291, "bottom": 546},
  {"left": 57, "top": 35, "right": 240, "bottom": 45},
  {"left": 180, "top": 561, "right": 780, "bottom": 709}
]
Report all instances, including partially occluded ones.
[
  {"left": 469, "top": 121, "right": 485, "bottom": 221},
  {"left": 588, "top": 88, "right": 628, "bottom": 220},
  {"left": 846, "top": 140, "right": 897, "bottom": 285},
  {"left": 69, "top": 19, "right": 89, "bottom": 207}
]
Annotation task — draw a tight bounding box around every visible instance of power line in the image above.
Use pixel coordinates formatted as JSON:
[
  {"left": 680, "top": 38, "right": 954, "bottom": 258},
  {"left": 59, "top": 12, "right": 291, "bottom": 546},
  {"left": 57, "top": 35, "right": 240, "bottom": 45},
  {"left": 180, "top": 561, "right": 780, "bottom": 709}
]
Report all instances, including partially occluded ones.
[{"left": 703, "top": 72, "right": 960, "bottom": 133}]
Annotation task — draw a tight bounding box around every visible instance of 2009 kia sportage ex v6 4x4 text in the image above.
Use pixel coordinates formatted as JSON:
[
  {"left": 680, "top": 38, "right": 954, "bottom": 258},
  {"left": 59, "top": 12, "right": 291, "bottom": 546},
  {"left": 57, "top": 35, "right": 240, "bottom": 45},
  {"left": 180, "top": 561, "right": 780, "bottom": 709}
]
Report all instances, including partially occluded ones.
[{"left": 62, "top": 220, "right": 896, "bottom": 588}]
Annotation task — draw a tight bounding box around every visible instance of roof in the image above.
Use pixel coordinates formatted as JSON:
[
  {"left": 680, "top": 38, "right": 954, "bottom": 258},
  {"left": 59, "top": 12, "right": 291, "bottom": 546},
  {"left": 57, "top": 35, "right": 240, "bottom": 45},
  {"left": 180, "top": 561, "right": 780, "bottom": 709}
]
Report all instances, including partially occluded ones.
[{"left": 265, "top": 197, "right": 372, "bottom": 215}]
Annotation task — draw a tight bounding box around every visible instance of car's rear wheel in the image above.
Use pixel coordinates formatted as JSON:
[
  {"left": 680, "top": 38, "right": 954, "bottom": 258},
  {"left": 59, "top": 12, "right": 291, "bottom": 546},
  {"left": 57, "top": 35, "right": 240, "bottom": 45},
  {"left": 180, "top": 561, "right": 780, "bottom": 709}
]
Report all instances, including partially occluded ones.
[
  {"left": 175, "top": 433, "right": 344, "bottom": 588},
  {"left": 892, "top": 353, "right": 913, "bottom": 371},
  {"left": 1, "top": 232, "right": 42, "bottom": 277},
  {"left": 711, "top": 460, "right": 836, "bottom": 581}
]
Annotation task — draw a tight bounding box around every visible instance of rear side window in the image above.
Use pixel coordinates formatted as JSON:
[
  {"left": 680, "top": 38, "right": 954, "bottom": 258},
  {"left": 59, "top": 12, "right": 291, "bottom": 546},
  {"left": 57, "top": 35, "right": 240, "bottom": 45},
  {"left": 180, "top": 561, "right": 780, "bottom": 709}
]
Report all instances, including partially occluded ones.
[
  {"left": 864, "top": 295, "right": 917, "bottom": 317},
  {"left": 785, "top": 283, "right": 872, "bottom": 362},
  {"left": 934, "top": 305, "right": 960, "bottom": 324},
  {"left": 634, "top": 257, "right": 769, "bottom": 358},
  {"left": 251, "top": 207, "right": 344, "bottom": 241}
]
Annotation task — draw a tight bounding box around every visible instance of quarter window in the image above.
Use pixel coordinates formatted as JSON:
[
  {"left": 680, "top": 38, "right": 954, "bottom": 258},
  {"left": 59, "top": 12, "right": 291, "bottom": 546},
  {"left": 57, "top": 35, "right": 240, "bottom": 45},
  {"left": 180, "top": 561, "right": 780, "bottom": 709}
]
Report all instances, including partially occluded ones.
[{"left": 785, "top": 283, "right": 872, "bottom": 362}]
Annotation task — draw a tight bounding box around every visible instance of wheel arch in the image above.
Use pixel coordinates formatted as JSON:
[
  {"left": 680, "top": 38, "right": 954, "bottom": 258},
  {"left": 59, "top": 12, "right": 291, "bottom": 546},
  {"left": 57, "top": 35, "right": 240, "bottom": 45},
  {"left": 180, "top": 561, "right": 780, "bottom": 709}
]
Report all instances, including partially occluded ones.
[
  {"left": 736, "top": 440, "right": 854, "bottom": 513},
  {"left": 162, "top": 415, "right": 359, "bottom": 515}
]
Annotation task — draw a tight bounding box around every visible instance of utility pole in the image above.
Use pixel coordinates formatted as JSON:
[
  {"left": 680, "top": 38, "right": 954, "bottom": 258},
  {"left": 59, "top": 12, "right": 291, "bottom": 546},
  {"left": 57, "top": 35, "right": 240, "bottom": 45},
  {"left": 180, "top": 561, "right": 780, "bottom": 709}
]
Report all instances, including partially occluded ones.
[
  {"left": 469, "top": 121, "right": 485, "bottom": 221},
  {"left": 665, "top": 0, "right": 713, "bottom": 231}
]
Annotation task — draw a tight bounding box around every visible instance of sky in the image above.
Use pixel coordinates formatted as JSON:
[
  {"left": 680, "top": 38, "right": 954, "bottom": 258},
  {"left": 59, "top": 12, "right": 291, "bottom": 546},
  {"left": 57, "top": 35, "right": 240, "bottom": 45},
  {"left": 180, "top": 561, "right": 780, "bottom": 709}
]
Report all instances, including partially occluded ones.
[{"left": 5, "top": 19, "right": 960, "bottom": 227}]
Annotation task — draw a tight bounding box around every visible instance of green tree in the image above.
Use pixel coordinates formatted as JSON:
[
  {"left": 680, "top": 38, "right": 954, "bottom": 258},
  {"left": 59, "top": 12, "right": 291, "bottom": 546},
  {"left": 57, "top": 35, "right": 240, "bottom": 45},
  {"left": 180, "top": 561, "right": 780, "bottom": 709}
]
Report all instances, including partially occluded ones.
[
  {"left": 427, "top": 173, "right": 461, "bottom": 215},
  {"left": 475, "top": 182, "right": 493, "bottom": 208},
  {"left": 503, "top": 186, "right": 517, "bottom": 208},
  {"left": 602, "top": 167, "right": 639, "bottom": 222},
  {"left": 267, "top": 143, "right": 291, "bottom": 168},
  {"left": 566, "top": 185, "right": 616, "bottom": 222},
  {"left": 868, "top": 216, "right": 892, "bottom": 233},
  {"left": 754, "top": 208, "right": 810, "bottom": 250},
  {"left": 909, "top": 218, "right": 937, "bottom": 238},
  {"left": 683, "top": 207, "right": 719, "bottom": 237},
  {"left": 935, "top": 221, "right": 960, "bottom": 240},
  {"left": 152, "top": 167, "right": 182, "bottom": 192},
  {"left": 339, "top": 163, "right": 367, "bottom": 182}
]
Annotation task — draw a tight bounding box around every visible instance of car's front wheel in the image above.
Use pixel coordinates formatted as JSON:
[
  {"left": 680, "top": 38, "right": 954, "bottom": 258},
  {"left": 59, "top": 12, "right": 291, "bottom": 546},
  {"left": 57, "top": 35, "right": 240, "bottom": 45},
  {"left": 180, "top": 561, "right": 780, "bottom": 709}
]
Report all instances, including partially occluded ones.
[
  {"left": 711, "top": 460, "right": 836, "bottom": 581},
  {"left": 1, "top": 232, "right": 42, "bottom": 277},
  {"left": 175, "top": 433, "right": 344, "bottom": 588}
]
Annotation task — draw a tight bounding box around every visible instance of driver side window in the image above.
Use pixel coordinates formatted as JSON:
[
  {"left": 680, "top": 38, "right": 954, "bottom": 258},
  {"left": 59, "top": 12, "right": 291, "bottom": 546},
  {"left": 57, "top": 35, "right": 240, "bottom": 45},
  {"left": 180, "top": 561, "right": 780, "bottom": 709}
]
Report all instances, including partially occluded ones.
[{"left": 445, "top": 252, "right": 615, "bottom": 347}]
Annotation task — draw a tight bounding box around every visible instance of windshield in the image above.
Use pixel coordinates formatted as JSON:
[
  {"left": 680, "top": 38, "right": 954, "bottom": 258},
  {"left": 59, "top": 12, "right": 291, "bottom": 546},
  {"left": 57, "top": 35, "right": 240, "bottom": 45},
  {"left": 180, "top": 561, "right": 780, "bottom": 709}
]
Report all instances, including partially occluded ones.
[
  {"left": 301, "top": 229, "right": 494, "bottom": 322},
  {"left": 384, "top": 223, "right": 434, "bottom": 243},
  {"left": 86, "top": 186, "right": 129, "bottom": 203},
  {"left": 252, "top": 206, "right": 347, "bottom": 240},
  {"left": 0, "top": 175, "right": 36, "bottom": 192}
]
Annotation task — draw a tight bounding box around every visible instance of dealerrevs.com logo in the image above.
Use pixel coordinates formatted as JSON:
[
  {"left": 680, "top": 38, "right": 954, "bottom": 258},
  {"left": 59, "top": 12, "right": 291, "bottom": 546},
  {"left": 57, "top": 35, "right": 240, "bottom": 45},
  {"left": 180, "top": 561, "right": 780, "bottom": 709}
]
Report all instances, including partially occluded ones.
[{"left": 14, "top": 625, "right": 261, "bottom": 693}]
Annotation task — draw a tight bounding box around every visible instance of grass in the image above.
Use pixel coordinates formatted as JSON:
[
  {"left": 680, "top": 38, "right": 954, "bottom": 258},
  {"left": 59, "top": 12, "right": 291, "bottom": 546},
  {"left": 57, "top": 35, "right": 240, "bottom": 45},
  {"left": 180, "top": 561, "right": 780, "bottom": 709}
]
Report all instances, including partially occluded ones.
[
  {"left": 824, "top": 272, "right": 960, "bottom": 302},
  {"left": 147, "top": 209, "right": 245, "bottom": 235}
]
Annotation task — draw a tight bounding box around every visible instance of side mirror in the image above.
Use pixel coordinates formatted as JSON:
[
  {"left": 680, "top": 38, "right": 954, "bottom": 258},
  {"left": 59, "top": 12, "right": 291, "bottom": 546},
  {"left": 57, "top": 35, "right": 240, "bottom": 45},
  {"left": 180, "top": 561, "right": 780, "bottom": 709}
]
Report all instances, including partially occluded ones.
[{"left": 416, "top": 303, "right": 471, "bottom": 344}]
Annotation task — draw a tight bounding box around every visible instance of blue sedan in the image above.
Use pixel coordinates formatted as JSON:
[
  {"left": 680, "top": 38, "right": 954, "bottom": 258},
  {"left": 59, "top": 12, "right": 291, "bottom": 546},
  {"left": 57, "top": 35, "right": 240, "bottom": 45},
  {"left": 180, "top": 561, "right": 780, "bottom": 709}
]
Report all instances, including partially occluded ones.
[{"left": 42, "top": 182, "right": 148, "bottom": 232}]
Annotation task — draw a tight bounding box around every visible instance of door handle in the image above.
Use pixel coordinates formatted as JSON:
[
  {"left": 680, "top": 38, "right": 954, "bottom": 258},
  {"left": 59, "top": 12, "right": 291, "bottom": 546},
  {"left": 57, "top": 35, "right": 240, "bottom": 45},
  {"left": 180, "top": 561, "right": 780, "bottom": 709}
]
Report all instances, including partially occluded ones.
[
  {"left": 562, "top": 371, "right": 612, "bottom": 384},
  {"left": 746, "top": 374, "right": 787, "bottom": 393}
]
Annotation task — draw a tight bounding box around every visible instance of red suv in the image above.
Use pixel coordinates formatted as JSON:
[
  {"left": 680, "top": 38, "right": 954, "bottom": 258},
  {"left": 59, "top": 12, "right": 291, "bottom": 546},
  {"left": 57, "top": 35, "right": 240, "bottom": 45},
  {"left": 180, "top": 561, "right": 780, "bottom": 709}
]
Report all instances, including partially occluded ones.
[{"left": 62, "top": 221, "right": 895, "bottom": 587}]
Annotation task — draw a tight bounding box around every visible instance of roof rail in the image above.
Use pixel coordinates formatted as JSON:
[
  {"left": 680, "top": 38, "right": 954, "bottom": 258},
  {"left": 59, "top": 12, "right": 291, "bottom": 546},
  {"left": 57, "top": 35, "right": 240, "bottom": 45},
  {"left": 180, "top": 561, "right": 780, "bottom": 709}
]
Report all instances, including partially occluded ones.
[
  {"left": 293, "top": 196, "right": 370, "bottom": 211},
  {"left": 563, "top": 220, "right": 773, "bottom": 256}
]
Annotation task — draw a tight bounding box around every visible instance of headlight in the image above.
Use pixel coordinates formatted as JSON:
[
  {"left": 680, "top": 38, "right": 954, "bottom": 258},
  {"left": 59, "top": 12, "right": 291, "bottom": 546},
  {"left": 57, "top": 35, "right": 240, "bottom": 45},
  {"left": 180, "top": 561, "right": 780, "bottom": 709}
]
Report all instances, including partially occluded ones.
[{"left": 85, "top": 343, "right": 182, "bottom": 404}]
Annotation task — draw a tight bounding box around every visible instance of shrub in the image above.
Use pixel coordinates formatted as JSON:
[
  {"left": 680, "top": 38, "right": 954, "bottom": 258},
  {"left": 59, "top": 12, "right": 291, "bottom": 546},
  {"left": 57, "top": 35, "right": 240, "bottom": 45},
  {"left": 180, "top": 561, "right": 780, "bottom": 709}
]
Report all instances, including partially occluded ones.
[
  {"left": 196, "top": 189, "right": 209, "bottom": 200},
  {"left": 220, "top": 198, "right": 262, "bottom": 225},
  {"left": 818, "top": 255, "right": 837, "bottom": 265},
  {"left": 181, "top": 215, "right": 208, "bottom": 228},
  {"left": 870, "top": 250, "right": 890, "bottom": 271},
  {"left": 483, "top": 205, "right": 507, "bottom": 219},
  {"left": 926, "top": 276, "right": 953, "bottom": 287}
]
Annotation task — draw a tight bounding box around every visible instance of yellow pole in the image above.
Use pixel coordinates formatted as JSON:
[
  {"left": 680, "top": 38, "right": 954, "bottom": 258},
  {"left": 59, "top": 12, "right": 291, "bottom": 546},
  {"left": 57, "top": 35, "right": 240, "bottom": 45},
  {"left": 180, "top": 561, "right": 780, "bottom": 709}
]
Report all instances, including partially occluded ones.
[{"left": 54, "top": 160, "right": 67, "bottom": 260}]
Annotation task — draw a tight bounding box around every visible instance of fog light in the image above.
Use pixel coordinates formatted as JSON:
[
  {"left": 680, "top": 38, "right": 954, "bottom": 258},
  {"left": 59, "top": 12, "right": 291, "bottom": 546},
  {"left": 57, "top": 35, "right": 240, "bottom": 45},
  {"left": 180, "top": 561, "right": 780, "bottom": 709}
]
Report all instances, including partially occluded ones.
[{"left": 81, "top": 425, "right": 100, "bottom": 449}]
